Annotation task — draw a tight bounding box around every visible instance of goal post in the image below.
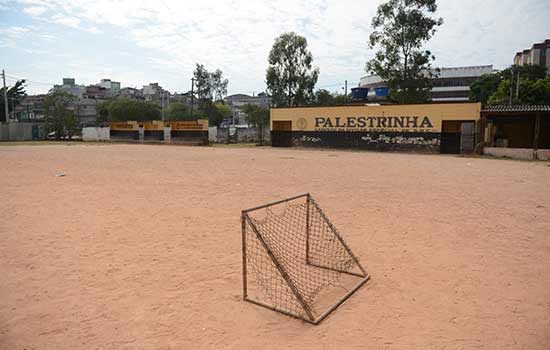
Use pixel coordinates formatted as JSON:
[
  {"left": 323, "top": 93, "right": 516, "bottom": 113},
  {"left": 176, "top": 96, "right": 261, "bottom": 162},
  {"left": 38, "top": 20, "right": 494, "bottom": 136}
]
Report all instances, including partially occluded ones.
[{"left": 242, "top": 193, "right": 370, "bottom": 324}]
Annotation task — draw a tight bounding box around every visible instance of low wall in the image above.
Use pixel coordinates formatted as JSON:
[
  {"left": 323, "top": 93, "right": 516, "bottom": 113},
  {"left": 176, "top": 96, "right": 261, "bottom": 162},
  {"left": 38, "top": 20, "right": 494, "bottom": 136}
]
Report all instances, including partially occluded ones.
[
  {"left": 536, "top": 149, "right": 550, "bottom": 161},
  {"left": 484, "top": 147, "right": 534, "bottom": 160},
  {"left": 82, "top": 127, "right": 110, "bottom": 141},
  {"left": 208, "top": 127, "right": 217, "bottom": 142},
  {"left": 273, "top": 131, "right": 441, "bottom": 153},
  {"left": 215, "top": 127, "right": 270, "bottom": 144},
  {"left": 0, "top": 123, "right": 43, "bottom": 141}
]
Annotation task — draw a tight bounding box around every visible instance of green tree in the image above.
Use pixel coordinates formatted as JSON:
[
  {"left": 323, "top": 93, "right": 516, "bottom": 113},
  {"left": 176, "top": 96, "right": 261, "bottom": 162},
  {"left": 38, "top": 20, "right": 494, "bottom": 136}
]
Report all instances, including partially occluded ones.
[
  {"left": 366, "top": 0, "right": 443, "bottom": 104},
  {"left": 488, "top": 76, "right": 550, "bottom": 105},
  {"left": 314, "top": 89, "right": 336, "bottom": 106},
  {"left": 193, "top": 64, "right": 229, "bottom": 112},
  {"left": 469, "top": 73, "right": 501, "bottom": 105},
  {"left": 64, "top": 113, "right": 79, "bottom": 140},
  {"left": 0, "top": 79, "right": 26, "bottom": 122},
  {"left": 207, "top": 102, "right": 231, "bottom": 127},
  {"left": 107, "top": 98, "right": 161, "bottom": 121},
  {"left": 332, "top": 93, "right": 349, "bottom": 105},
  {"left": 469, "top": 64, "right": 548, "bottom": 106},
  {"left": 166, "top": 102, "right": 193, "bottom": 121},
  {"left": 266, "top": 32, "right": 319, "bottom": 107},
  {"left": 96, "top": 100, "right": 111, "bottom": 125},
  {"left": 43, "top": 91, "right": 77, "bottom": 140},
  {"left": 242, "top": 104, "right": 270, "bottom": 144}
]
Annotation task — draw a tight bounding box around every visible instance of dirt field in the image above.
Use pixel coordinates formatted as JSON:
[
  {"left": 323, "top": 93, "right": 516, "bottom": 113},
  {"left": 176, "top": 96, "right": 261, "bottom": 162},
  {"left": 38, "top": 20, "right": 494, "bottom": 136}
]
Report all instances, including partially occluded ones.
[{"left": 1, "top": 143, "right": 549, "bottom": 350}]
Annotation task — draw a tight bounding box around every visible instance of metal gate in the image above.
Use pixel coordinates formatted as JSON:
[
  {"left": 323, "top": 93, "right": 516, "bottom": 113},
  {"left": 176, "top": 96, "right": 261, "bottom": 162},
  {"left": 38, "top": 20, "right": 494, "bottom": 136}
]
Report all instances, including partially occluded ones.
[{"left": 460, "top": 122, "right": 475, "bottom": 154}]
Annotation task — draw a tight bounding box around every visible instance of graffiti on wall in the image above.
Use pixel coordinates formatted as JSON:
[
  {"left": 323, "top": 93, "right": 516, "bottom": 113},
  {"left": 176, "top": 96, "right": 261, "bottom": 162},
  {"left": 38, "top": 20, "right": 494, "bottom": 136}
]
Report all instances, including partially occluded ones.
[{"left": 360, "top": 134, "right": 440, "bottom": 145}]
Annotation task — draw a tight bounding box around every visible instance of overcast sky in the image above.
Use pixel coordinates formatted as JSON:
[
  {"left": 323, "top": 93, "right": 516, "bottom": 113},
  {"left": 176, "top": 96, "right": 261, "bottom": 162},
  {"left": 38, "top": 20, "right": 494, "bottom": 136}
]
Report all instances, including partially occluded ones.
[{"left": 0, "top": 0, "right": 549, "bottom": 95}]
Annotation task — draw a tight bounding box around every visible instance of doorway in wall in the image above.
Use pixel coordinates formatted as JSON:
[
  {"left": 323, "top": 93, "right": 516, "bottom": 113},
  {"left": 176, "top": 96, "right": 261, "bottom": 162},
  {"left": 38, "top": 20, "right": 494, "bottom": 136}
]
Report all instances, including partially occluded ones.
[{"left": 440, "top": 121, "right": 475, "bottom": 154}]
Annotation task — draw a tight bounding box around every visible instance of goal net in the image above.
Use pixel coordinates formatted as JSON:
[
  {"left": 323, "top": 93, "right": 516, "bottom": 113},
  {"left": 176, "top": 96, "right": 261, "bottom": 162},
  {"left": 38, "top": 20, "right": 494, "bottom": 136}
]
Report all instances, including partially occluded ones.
[{"left": 242, "top": 193, "right": 370, "bottom": 324}]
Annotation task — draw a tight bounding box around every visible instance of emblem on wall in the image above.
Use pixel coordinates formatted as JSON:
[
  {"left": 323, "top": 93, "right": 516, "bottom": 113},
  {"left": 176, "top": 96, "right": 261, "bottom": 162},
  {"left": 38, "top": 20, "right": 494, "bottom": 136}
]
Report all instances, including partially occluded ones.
[{"left": 296, "top": 118, "right": 307, "bottom": 130}]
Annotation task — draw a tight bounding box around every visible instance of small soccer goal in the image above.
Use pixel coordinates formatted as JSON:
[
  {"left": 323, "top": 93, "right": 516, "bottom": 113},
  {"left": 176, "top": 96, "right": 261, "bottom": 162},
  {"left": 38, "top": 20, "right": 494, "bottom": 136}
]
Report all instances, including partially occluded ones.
[{"left": 241, "top": 193, "right": 370, "bottom": 324}]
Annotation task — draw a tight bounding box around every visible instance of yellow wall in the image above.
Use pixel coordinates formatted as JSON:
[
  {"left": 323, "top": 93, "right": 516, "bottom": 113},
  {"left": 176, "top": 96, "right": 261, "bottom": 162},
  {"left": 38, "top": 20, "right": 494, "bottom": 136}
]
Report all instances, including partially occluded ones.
[
  {"left": 168, "top": 119, "right": 208, "bottom": 131},
  {"left": 270, "top": 103, "right": 481, "bottom": 133},
  {"left": 108, "top": 121, "right": 139, "bottom": 131},
  {"left": 108, "top": 119, "right": 208, "bottom": 131},
  {"left": 141, "top": 120, "right": 165, "bottom": 131}
]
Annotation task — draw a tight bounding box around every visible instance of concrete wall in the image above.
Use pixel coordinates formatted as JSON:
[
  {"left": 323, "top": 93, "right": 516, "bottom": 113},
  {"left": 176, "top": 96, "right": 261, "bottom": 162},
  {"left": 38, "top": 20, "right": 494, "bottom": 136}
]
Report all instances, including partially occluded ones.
[
  {"left": 484, "top": 147, "right": 535, "bottom": 160},
  {"left": 208, "top": 126, "right": 217, "bottom": 142},
  {"left": 0, "top": 123, "right": 42, "bottom": 141},
  {"left": 215, "top": 127, "right": 270, "bottom": 144},
  {"left": 536, "top": 149, "right": 550, "bottom": 161},
  {"left": 82, "top": 127, "right": 110, "bottom": 141}
]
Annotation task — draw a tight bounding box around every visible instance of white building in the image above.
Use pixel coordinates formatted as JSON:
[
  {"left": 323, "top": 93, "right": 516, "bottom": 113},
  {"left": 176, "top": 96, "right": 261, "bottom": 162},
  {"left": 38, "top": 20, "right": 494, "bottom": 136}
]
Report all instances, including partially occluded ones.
[
  {"left": 97, "top": 79, "right": 121, "bottom": 95},
  {"left": 358, "top": 65, "right": 495, "bottom": 102},
  {"left": 142, "top": 83, "right": 164, "bottom": 100}
]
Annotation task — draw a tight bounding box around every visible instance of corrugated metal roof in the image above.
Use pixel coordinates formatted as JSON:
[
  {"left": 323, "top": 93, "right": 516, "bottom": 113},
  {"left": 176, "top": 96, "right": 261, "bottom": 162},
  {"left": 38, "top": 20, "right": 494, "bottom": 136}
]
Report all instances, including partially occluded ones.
[{"left": 481, "top": 105, "right": 550, "bottom": 113}]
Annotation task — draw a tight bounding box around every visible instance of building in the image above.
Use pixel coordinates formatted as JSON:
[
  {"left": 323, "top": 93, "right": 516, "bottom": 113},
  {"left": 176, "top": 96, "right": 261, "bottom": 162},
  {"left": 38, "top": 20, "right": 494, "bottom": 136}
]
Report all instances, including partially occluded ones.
[
  {"left": 358, "top": 65, "right": 495, "bottom": 102},
  {"left": 171, "top": 91, "right": 193, "bottom": 105},
  {"left": 51, "top": 78, "right": 86, "bottom": 99},
  {"left": 84, "top": 85, "right": 109, "bottom": 100},
  {"left": 224, "top": 93, "right": 271, "bottom": 125},
  {"left": 97, "top": 79, "right": 121, "bottom": 96},
  {"left": 14, "top": 94, "right": 46, "bottom": 121},
  {"left": 513, "top": 39, "right": 550, "bottom": 74},
  {"left": 270, "top": 103, "right": 481, "bottom": 154},
  {"left": 481, "top": 105, "right": 550, "bottom": 160},
  {"left": 119, "top": 87, "right": 143, "bottom": 100},
  {"left": 142, "top": 83, "right": 165, "bottom": 101},
  {"left": 74, "top": 98, "right": 99, "bottom": 127}
]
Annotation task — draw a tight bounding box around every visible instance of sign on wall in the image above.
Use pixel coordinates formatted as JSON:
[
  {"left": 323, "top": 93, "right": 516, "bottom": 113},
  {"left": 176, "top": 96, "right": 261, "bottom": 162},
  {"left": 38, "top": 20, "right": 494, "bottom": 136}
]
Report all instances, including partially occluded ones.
[{"left": 271, "top": 103, "right": 481, "bottom": 133}]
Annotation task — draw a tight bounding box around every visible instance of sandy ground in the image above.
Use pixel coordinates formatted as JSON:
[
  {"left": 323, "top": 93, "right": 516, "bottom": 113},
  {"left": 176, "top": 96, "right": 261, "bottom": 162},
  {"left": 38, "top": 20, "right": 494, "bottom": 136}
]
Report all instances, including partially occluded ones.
[{"left": 1, "top": 143, "right": 549, "bottom": 350}]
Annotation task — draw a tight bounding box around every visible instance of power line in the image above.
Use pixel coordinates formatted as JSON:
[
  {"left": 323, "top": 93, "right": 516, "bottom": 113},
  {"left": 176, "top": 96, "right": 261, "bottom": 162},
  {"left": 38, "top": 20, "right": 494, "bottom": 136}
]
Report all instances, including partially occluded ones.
[{"left": 5, "top": 74, "right": 57, "bottom": 86}]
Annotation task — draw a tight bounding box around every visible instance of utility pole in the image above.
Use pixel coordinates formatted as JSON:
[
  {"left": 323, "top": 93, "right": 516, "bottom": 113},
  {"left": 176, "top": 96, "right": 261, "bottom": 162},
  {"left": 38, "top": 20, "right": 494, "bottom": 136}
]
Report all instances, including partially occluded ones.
[
  {"left": 515, "top": 72, "right": 520, "bottom": 100},
  {"left": 509, "top": 68, "right": 514, "bottom": 105},
  {"left": 161, "top": 91, "right": 165, "bottom": 122},
  {"left": 190, "top": 78, "right": 195, "bottom": 118},
  {"left": 344, "top": 80, "right": 348, "bottom": 104},
  {"left": 2, "top": 69, "right": 8, "bottom": 123}
]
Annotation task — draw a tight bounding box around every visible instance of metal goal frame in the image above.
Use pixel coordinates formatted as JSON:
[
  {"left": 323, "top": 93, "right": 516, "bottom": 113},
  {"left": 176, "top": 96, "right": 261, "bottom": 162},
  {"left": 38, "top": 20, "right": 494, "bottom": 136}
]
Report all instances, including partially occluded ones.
[{"left": 241, "top": 193, "right": 370, "bottom": 324}]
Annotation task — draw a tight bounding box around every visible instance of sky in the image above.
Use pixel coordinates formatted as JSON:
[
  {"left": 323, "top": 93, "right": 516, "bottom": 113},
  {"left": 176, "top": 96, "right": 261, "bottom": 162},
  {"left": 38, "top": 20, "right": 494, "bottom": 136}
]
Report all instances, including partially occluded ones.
[{"left": 0, "top": 0, "right": 549, "bottom": 96}]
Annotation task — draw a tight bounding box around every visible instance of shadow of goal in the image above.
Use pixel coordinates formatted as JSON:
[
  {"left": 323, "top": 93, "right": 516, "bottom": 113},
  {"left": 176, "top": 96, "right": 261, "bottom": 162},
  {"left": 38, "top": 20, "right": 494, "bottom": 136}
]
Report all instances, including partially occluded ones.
[{"left": 241, "top": 193, "right": 370, "bottom": 324}]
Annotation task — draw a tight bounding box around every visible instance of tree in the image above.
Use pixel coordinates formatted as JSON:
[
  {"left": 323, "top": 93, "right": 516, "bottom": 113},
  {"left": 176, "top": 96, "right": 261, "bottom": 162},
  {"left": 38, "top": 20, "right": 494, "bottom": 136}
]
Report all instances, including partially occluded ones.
[
  {"left": 312, "top": 90, "right": 350, "bottom": 106},
  {"left": 266, "top": 32, "right": 319, "bottom": 107},
  {"left": 469, "top": 73, "right": 501, "bottom": 105},
  {"left": 366, "top": 0, "right": 443, "bottom": 104},
  {"left": 488, "top": 76, "right": 550, "bottom": 105},
  {"left": 166, "top": 102, "right": 192, "bottom": 121},
  {"left": 242, "top": 104, "right": 270, "bottom": 144},
  {"left": 469, "top": 64, "right": 548, "bottom": 106},
  {"left": 64, "top": 113, "right": 79, "bottom": 140},
  {"left": 96, "top": 100, "right": 111, "bottom": 125},
  {"left": 194, "top": 64, "right": 212, "bottom": 103},
  {"left": 208, "top": 102, "right": 231, "bottom": 127},
  {"left": 0, "top": 79, "right": 26, "bottom": 122},
  {"left": 314, "top": 89, "right": 336, "bottom": 106},
  {"left": 43, "top": 91, "right": 77, "bottom": 140},
  {"left": 106, "top": 98, "right": 161, "bottom": 121},
  {"left": 193, "top": 64, "right": 229, "bottom": 106},
  {"left": 192, "top": 64, "right": 229, "bottom": 126},
  {"left": 210, "top": 69, "right": 229, "bottom": 101}
]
